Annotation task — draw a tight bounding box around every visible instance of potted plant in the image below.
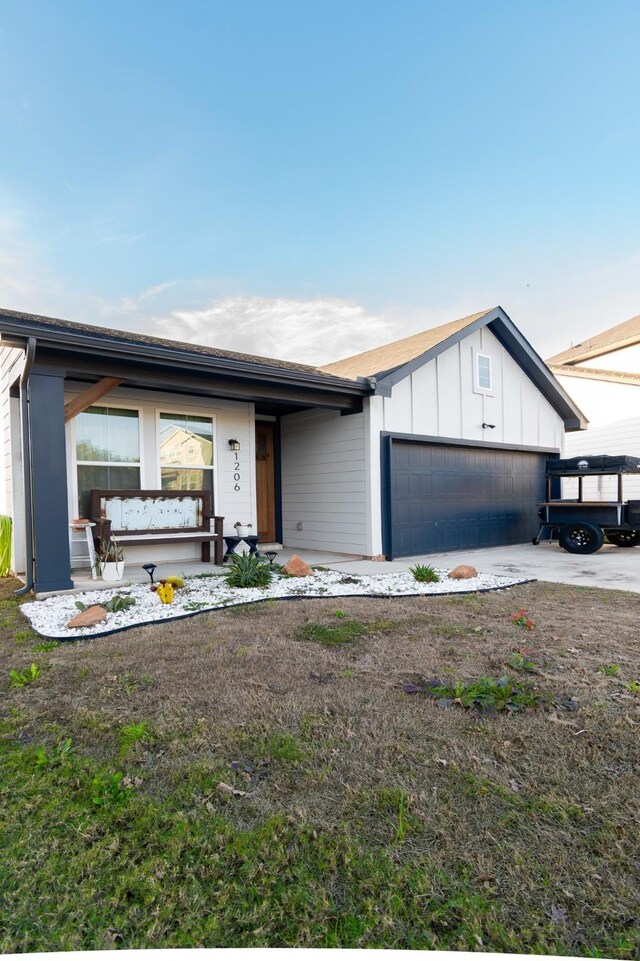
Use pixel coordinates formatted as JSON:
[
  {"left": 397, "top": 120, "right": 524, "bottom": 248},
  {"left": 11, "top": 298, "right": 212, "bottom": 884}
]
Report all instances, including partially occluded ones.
[
  {"left": 233, "top": 521, "right": 253, "bottom": 539},
  {"left": 97, "top": 538, "right": 125, "bottom": 581}
]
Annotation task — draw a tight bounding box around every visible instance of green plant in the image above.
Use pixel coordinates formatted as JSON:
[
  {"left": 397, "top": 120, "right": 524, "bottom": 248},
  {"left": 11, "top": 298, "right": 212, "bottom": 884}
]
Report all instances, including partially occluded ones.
[
  {"left": 96, "top": 538, "right": 124, "bottom": 566},
  {"left": 34, "top": 738, "right": 74, "bottom": 767},
  {"left": 91, "top": 771, "right": 132, "bottom": 807},
  {"left": 75, "top": 594, "right": 136, "bottom": 614},
  {"left": 599, "top": 663, "right": 620, "bottom": 677},
  {"left": 511, "top": 610, "right": 536, "bottom": 630},
  {"left": 119, "top": 721, "right": 154, "bottom": 754},
  {"left": 223, "top": 553, "right": 273, "bottom": 589},
  {"left": 334, "top": 609, "right": 346, "bottom": 618},
  {"left": 409, "top": 564, "right": 440, "bottom": 583},
  {"left": 625, "top": 680, "right": 640, "bottom": 694},
  {"left": 9, "top": 663, "right": 41, "bottom": 688},
  {"left": 32, "top": 641, "right": 61, "bottom": 653},
  {"left": 404, "top": 674, "right": 544, "bottom": 715},
  {"left": 0, "top": 514, "right": 12, "bottom": 577},
  {"left": 506, "top": 652, "right": 539, "bottom": 673}
]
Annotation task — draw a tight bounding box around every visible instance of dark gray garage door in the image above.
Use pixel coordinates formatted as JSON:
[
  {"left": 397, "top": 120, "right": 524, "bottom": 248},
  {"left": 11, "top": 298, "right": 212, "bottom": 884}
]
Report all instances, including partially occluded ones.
[{"left": 386, "top": 439, "right": 548, "bottom": 558}]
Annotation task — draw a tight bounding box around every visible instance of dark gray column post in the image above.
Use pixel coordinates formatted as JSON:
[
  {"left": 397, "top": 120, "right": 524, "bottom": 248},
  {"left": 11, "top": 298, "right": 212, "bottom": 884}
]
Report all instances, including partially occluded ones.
[{"left": 29, "top": 370, "right": 73, "bottom": 592}]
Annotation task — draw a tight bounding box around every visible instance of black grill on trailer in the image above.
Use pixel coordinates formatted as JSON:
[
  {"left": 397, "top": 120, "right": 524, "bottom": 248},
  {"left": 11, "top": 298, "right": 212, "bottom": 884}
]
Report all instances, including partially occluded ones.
[{"left": 534, "top": 454, "right": 640, "bottom": 553}]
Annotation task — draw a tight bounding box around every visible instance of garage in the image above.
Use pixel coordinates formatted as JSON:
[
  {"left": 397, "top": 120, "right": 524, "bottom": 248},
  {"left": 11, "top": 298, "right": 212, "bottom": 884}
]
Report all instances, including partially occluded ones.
[{"left": 383, "top": 436, "right": 550, "bottom": 558}]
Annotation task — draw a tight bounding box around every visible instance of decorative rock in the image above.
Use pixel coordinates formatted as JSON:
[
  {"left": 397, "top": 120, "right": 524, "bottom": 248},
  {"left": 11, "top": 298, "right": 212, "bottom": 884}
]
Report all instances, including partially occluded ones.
[
  {"left": 67, "top": 605, "right": 108, "bottom": 628},
  {"left": 447, "top": 565, "right": 478, "bottom": 580},
  {"left": 282, "top": 554, "right": 313, "bottom": 577}
]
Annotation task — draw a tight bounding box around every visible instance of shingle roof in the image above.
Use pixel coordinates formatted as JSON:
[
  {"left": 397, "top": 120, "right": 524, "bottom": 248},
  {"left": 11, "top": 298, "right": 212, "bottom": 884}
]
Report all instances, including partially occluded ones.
[
  {"left": 0, "top": 306, "right": 322, "bottom": 376},
  {"left": 546, "top": 313, "right": 640, "bottom": 366},
  {"left": 319, "top": 308, "right": 495, "bottom": 380}
]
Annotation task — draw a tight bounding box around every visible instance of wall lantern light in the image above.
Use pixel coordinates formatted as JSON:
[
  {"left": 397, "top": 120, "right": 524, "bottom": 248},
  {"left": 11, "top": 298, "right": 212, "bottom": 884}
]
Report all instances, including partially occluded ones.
[{"left": 228, "top": 439, "right": 241, "bottom": 451}]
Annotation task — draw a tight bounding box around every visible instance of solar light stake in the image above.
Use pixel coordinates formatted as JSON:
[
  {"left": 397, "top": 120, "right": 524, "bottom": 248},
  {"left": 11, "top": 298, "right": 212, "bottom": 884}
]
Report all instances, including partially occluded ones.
[{"left": 142, "top": 563, "right": 157, "bottom": 585}]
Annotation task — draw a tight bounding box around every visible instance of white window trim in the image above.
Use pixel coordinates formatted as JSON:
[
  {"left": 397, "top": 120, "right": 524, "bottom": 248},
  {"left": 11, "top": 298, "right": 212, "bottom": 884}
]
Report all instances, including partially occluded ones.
[
  {"left": 155, "top": 408, "right": 218, "bottom": 512},
  {"left": 473, "top": 350, "right": 493, "bottom": 395},
  {"left": 68, "top": 400, "right": 144, "bottom": 518}
]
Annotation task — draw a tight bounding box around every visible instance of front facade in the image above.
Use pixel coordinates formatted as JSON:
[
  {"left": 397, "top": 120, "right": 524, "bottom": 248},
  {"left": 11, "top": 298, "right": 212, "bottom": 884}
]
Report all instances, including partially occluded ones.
[{"left": 1, "top": 305, "right": 584, "bottom": 592}]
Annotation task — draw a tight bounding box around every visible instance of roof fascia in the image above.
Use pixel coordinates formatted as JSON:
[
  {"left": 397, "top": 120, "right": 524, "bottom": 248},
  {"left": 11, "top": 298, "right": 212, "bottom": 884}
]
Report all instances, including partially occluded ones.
[
  {"left": 0, "top": 315, "right": 371, "bottom": 398},
  {"left": 549, "top": 363, "right": 640, "bottom": 388},
  {"left": 373, "top": 309, "right": 495, "bottom": 389},
  {"left": 486, "top": 310, "right": 588, "bottom": 430}
]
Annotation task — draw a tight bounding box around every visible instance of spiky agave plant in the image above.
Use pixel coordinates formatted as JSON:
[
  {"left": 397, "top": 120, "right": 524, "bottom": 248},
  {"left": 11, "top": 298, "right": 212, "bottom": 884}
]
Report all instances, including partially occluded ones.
[{"left": 223, "top": 552, "right": 273, "bottom": 589}]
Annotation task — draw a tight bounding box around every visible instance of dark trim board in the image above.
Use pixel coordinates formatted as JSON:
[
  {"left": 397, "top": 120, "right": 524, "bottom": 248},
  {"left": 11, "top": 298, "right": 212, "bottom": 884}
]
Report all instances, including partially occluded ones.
[
  {"left": 381, "top": 434, "right": 557, "bottom": 559},
  {"left": 381, "top": 431, "right": 560, "bottom": 456}
]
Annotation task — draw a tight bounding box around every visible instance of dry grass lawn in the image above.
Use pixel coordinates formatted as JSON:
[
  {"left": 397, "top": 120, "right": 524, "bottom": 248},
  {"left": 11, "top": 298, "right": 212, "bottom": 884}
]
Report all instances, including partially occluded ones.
[{"left": 1, "top": 577, "right": 639, "bottom": 954}]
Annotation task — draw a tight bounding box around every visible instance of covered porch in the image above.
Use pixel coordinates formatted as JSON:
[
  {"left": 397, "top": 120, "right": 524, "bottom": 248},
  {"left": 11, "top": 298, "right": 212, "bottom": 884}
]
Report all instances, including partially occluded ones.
[{"left": 1, "top": 309, "right": 371, "bottom": 595}]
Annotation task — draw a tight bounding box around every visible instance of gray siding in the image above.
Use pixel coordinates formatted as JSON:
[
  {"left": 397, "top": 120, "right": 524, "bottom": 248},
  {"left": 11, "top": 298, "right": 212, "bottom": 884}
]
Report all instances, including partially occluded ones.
[{"left": 280, "top": 408, "right": 367, "bottom": 553}]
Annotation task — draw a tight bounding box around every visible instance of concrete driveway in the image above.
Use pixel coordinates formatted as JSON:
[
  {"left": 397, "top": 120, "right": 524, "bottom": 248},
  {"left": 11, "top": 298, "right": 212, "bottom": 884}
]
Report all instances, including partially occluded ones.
[{"left": 329, "top": 541, "right": 640, "bottom": 593}]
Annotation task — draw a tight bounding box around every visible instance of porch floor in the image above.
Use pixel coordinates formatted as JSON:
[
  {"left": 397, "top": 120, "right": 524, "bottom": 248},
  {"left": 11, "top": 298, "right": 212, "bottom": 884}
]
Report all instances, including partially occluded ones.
[{"left": 64, "top": 547, "right": 370, "bottom": 595}]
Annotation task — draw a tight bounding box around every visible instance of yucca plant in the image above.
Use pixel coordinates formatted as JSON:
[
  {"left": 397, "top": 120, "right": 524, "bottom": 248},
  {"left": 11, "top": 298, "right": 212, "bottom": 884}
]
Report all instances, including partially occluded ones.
[
  {"left": 223, "top": 552, "right": 273, "bottom": 589},
  {"left": 0, "top": 515, "right": 12, "bottom": 577}
]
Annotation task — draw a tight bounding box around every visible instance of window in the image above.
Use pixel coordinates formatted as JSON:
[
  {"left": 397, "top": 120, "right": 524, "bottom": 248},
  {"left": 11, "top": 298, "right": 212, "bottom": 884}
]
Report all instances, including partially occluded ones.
[
  {"left": 475, "top": 352, "right": 492, "bottom": 393},
  {"left": 75, "top": 406, "right": 140, "bottom": 516},
  {"left": 159, "top": 412, "right": 214, "bottom": 502}
]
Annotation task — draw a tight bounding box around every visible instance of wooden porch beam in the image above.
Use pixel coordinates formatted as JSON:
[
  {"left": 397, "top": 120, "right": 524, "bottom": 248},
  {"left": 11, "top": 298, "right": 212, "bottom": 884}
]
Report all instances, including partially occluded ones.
[{"left": 64, "top": 377, "right": 123, "bottom": 422}]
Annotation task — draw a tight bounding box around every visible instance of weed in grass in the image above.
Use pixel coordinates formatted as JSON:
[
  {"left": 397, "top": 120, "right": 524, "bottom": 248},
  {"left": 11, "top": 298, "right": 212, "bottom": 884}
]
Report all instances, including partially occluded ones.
[
  {"left": 119, "top": 721, "right": 154, "bottom": 755},
  {"left": 333, "top": 609, "right": 346, "bottom": 618},
  {"left": 625, "top": 680, "right": 640, "bottom": 694},
  {"left": 506, "top": 652, "right": 539, "bottom": 673},
  {"left": 404, "top": 674, "right": 545, "bottom": 715},
  {"left": 341, "top": 668, "right": 354, "bottom": 678},
  {"left": 32, "top": 640, "right": 60, "bottom": 652},
  {"left": 599, "top": 663, "right": 621, "bottom": 677},
  {"left": 91, "top": 770, "right": 133, "bottom": 807},
  {"left": 298, "top": 618, "right": 392, "bottom": 647},
  {"left": 34, "top": 738, "right": 74, "bottom": 768},
  {"left": 409, "top": 564, "right": 440, "bottom": 583},
  {"left": 13, "top": 629, "right": 38, "bottom": 644},
  {"left": 511, "top": 610, "right": 536, "bottom": 630},
  {"left": 9, "top": 663, "right": 41, "bottom": 688}
]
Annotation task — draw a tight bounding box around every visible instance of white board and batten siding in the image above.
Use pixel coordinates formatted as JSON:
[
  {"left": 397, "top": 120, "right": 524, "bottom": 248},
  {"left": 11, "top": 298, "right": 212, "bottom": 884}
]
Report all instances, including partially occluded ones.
[
  {"left": 64, "top": 383, "right": 257, "bottom": 565},
  {"left": 379, "top": 327, "right": 565, "bottom": 450},
  {"left": 280, "top": 408, "right": 368, "bottom": 554}
]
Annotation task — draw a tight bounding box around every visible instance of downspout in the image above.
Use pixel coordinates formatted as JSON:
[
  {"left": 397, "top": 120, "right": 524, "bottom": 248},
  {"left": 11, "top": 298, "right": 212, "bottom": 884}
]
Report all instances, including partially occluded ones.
[{"left": 15, "top": 337, "right": 36, "bottom": 596}]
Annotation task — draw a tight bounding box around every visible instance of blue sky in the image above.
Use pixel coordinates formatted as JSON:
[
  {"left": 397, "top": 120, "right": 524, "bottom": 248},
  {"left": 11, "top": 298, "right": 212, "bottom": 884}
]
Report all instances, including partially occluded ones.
[{"left": 1, "top": 0, "right": 639, "bottom": 363}]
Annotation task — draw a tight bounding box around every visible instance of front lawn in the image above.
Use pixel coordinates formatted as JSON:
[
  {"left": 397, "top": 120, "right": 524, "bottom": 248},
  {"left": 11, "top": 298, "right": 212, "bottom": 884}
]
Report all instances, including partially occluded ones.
[{"left": 1, "top": 577, "right": 639, "bottom": 954}]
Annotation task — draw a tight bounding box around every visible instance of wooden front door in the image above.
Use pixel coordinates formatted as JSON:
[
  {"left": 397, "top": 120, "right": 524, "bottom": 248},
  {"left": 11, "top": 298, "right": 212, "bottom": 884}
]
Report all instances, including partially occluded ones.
[{"left": 255, "top": 423, "right": 276, "bottom": 542}]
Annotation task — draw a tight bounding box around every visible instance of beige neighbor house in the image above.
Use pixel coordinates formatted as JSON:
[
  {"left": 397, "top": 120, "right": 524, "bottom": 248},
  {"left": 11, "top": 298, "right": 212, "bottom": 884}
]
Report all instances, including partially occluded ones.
[
  {"left": 0, "top": 305, "right": 584, "bottom": 593},
  {"left": 547, "top": 313, "right": 640, "bottom": 500}
]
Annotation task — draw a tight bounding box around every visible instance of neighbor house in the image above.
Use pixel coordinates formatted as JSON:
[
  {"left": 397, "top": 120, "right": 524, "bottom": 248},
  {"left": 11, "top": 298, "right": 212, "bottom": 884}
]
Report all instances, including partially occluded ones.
[
  {"left": 547, "top": 313, "right": 640, "bottom": 499},
  {"left": 0, "top": 305, "right": 585, "bottom": 592}
]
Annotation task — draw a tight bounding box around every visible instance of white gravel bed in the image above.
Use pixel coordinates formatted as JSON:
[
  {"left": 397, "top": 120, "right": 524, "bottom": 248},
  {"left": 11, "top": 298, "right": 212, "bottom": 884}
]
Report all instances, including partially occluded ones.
[{"left": 20, "top": 568, "right": 532, "bottom": 640}]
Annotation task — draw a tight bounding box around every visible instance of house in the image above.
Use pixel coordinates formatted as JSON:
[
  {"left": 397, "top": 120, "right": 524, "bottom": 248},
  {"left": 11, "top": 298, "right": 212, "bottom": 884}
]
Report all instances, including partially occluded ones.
[
  {"left": 547, "top": 313, "right": 640, "bottom": 499},
  {"left": 0, "top": 305, "right": 585, "bottom": 593}
]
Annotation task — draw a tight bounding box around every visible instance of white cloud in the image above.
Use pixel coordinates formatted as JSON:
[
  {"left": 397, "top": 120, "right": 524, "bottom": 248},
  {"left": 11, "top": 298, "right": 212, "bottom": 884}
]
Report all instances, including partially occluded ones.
[{"left": 152, "top": 295, "right": 404, "bottom": 366}]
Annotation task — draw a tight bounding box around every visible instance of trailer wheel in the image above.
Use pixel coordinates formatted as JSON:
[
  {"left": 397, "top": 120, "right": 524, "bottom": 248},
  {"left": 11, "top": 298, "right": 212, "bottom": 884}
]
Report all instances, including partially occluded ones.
[
  {"left": 607, "top": 531, "right": 640, "bottom": 548},
  {"left": 558, "top": 522, "right": 605, "bottom": 554}
]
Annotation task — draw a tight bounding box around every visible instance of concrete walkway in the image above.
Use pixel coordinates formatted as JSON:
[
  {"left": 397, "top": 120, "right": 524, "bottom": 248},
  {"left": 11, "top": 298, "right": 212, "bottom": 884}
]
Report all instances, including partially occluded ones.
[
  {"left": 64, "top": 541, "right": 640, "bottom": 596},
  {"left": 332, "top": 542, "right": 640, "bottom": 594}
]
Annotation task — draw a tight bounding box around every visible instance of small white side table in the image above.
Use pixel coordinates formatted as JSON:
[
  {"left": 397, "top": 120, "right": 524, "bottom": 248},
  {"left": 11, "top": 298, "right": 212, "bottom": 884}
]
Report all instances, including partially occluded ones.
[{"left": 69, "top": 521, "right": 97, "bottom": 579}]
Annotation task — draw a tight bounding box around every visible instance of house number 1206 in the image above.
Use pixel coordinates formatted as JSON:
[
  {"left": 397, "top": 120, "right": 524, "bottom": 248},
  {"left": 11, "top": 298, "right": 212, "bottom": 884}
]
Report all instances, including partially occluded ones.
[{"left": 233, "top": 461, "right": 240, "bottom": 491}]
